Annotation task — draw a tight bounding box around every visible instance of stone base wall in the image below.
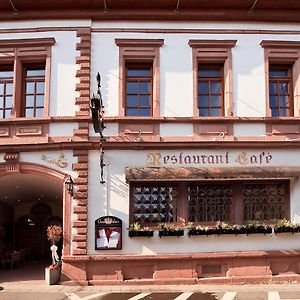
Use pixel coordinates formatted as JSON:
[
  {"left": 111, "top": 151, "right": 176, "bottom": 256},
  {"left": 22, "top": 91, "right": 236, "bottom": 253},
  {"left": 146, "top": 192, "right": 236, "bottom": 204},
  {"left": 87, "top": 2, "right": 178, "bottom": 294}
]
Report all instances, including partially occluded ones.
[{"left": 61, "top": 250, "right": 300, "bottom": 285}]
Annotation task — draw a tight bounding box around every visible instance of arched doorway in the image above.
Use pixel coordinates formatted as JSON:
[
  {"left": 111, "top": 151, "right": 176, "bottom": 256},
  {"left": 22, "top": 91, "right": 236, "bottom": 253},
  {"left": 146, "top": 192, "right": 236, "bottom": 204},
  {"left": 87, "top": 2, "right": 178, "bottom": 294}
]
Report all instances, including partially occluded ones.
[{"left": 0, "top": 163, "right": 70, "bottom": 283}]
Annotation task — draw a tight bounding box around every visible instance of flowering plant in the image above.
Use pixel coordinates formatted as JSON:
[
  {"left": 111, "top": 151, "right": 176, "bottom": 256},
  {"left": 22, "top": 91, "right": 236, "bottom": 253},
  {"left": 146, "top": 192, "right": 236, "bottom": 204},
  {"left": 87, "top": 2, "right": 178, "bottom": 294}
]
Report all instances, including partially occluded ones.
[
  {"left": 47, "top": 225, "right": 62, "bottom": 244},
  {"left": 46, "top": 225, "right": 62, "bottom": 267}
]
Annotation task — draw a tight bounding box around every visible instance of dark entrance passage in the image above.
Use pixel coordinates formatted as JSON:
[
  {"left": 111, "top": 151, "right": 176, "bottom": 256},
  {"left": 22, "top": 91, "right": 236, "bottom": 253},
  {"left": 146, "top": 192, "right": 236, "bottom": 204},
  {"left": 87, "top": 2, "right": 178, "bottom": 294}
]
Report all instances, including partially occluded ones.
[{"left": 0, "top": 173, "right": 63, "bottom": 280}]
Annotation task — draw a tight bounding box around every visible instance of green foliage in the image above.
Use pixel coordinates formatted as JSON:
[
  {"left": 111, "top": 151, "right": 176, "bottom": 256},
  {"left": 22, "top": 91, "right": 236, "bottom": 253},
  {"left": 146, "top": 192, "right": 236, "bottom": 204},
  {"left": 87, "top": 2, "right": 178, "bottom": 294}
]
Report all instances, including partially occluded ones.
[
  {"left": 128, "top": 222, "right": 153, "bottom": 232},
  {"left": 275, "top": 219, "right": 294, "bottom": 228}
]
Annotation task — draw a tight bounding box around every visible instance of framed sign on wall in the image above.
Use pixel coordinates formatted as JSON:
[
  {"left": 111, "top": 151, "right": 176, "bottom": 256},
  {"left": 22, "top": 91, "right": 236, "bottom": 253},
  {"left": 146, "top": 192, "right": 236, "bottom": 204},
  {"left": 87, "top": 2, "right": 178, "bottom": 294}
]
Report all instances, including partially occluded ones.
[{"left": 95, "top": 216, "right": 122, "bottom": 250}]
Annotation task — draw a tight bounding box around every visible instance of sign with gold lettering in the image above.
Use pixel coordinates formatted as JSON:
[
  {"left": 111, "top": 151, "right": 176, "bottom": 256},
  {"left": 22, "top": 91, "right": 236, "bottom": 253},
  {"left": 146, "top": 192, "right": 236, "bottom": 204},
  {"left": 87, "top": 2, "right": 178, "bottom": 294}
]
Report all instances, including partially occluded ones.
[{"left": 147, "top": 151, "right": 273, "bottom": 167}]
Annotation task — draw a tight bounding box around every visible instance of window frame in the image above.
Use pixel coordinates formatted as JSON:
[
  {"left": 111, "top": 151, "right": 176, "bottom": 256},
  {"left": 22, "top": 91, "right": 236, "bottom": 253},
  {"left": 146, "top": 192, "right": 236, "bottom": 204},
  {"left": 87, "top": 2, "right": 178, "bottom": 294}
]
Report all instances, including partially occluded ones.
[
  {"left": 197, "top": 64, "right": 225, "bottom": 117},
  {"left": 125, "top": 62, "right": 153, "bottom": 117},
  {"left": 189, "top": 39, "right": 236, "bottom": 118},
  {"left": 0, "top": 38, "right": 54, "bottom": 119},
  {"left": 115, "top": 39, "right": 164, "bottom": 118},
  {"left": 268, "top": 64, "right": 293, "bottom": 117},
  {"left": 260, "top": 40, "right": 300, "bottom": 117},
  {"left": 129, "top": 179, "right": 290, "bottom": 227}
]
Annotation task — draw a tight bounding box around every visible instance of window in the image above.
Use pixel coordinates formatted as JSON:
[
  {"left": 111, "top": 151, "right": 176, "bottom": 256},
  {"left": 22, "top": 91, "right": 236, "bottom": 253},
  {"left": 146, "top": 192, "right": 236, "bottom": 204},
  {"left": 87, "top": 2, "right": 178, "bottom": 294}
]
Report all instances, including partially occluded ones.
[
  {"left": 189, "top": 40, "right": 236, "bottom": 117},
  {"left": 198, "top": 65, "right": 224, "bottom": 116},
  {"left": 0, "top": 38, "right": 54, "bottom": 119},
  {"left": 0, "top": 67, "right": 13, "bottom": 118},
  {"left": 125, "top": 63, "right": 152, "bottom": 117},
  {"left": 269, "top": 65, "right": 292, "bottom": 117},
  {"left": 131, "top": 184, "right": 178, "bottom": 224},
  {"left": 130, "top": 180, "right": 289, "bottom": 225},
  {"left": 260, "top": 40, "right": 300, "bottom": 117},
  {"left": 23, "top": 65, "right": 46, "bottom": 117},
  {"left": 115, "top": 39, "right": 164, "bottom": 117}
]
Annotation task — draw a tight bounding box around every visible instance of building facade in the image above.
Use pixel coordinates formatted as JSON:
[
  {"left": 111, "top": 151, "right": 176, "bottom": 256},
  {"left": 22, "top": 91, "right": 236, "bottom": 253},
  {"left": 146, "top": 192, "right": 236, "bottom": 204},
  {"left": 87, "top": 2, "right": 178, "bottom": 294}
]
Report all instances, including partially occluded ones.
[{"left": 1, "top": 0, "right": 300, "bottom": 285}]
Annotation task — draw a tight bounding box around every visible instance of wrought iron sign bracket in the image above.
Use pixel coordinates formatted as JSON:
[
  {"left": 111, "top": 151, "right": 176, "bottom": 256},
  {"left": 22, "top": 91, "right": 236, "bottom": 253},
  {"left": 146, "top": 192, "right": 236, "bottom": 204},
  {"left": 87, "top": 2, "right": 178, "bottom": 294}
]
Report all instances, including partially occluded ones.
[{"left": 90, "top": 72, "right": 106, "bottom": 184}]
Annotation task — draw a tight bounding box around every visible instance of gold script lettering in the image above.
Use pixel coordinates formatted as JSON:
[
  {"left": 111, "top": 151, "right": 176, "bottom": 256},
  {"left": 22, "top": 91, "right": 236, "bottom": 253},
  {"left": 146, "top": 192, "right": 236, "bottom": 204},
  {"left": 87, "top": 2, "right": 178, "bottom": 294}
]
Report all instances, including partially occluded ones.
[
  {"left": 235, "top": 152, "right": 249, "bottom": 165},
  {"left": 147, "top": 152, "right": 161, "bottom": 166}
]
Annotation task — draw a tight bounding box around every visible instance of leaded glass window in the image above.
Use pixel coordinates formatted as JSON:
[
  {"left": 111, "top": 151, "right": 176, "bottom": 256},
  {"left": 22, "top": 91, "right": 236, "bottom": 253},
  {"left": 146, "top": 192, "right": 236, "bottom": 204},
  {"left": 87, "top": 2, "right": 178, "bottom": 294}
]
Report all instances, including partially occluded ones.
[{"left": 132, "top": 184, "right": 178, "bottom": 224}]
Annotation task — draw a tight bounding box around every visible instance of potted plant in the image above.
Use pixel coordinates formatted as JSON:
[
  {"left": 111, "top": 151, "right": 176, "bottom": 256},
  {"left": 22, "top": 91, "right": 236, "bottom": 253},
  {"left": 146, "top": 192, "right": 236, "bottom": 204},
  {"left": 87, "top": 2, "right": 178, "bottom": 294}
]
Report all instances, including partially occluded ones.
[
  {"left": 274, "top": 219, "right": 300, "bottom": 234},
  {"left": 128, "top": 222, "right": 154, "bottom": 238},
  {"left": 158, "top": 223, "right": 184, "bottom": 237},
  {"left": 45, "top": 224, "right": 62, "bottom": 285},
  {"left": 245, "top": 220, "right": 272, "bottom": 235},
  {"left": 187, "top": 222, "right": 209, "bottom": 236}
]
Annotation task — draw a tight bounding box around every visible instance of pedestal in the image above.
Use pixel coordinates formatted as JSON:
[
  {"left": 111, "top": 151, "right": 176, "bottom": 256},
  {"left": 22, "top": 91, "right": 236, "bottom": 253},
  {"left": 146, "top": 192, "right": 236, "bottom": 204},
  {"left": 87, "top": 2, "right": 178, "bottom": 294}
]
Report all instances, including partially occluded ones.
[{"left": 45, "top": 267, "right": 61, "bottom": 285}]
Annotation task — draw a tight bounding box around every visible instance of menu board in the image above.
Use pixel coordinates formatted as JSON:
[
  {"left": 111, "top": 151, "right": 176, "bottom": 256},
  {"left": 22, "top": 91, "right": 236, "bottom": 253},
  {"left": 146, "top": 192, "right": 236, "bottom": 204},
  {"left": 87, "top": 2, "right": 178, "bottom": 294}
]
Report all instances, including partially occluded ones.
[{"left": 95, "top": 216, "right": 122, "bottom": 250}]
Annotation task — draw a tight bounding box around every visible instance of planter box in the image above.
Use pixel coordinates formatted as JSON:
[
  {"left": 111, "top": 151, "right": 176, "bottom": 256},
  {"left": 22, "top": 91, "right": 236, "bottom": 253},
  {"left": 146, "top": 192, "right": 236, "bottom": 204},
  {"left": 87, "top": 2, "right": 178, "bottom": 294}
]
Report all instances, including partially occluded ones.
[
  {"left": 275, "top": 226, "right": 300, "bottom": 234},
  {"left": 159, "top": 230, "right": 184, "bottom": 237},
  {"left": 45, "top": 267, "right": 60, "bottom": 285},
  {"left": 128, "top": 231, "right": 154, "bottom": 238},
  {"left": 245, "top": 226, "right": 272, "bottom": 235},
  {"left": 188, "top": 227, "right": 272, "bottom": 236}
]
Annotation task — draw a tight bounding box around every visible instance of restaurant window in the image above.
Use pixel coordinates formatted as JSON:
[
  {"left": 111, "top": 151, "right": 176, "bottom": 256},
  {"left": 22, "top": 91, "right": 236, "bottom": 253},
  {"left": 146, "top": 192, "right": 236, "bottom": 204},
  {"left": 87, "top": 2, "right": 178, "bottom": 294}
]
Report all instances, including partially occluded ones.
[
  {"left": 115, "top": 39, "right": 164, "bottom": 117},
  {"left": 269, "top": 65, "right": 293, "bottom": 117},
  {"left": 125, "top": 63, "right": 152, "bottom": 117},
  {"left": 131, "top": 183, "right": 178, "bottom": 224},
  {"left": 130, "top": 180, "right": 289, "bottom": 226},
  {"left": 0, "top": 38, "right": 54, "bottom": 119},
  {"left": 197, "top": 65, "right": 224, "bottom": 116}
]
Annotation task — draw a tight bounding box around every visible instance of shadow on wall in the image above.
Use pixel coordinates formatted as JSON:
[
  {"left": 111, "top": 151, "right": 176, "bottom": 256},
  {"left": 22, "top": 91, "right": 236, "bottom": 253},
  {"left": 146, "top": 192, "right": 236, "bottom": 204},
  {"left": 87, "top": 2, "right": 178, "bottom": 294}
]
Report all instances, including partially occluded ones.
[{"left": 110, "top": 175, "right": 129, "bottom": 198}]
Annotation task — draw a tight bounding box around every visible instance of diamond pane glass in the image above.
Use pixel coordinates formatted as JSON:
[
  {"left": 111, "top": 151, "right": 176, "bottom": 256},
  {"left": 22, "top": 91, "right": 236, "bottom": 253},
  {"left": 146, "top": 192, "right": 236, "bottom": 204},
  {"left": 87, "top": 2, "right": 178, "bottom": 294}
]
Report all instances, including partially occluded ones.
[{"left": 133, "top": 185, "right": 178, "bottom": 224}]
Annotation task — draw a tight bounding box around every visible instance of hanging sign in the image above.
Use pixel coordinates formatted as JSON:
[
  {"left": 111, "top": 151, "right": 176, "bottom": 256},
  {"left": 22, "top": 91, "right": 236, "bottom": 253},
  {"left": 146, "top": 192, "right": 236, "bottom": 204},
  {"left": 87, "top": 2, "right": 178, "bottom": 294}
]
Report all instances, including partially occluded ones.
[{"left": 95, "top": 216, "right": 122, "bottom": 250}]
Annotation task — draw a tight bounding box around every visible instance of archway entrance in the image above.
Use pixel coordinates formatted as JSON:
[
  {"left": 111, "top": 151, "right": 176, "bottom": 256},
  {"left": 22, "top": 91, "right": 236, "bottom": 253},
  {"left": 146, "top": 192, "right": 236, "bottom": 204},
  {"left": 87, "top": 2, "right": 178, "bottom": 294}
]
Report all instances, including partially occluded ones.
[{"left": 0, "top": 172, "right": 64, "bottom": 283}]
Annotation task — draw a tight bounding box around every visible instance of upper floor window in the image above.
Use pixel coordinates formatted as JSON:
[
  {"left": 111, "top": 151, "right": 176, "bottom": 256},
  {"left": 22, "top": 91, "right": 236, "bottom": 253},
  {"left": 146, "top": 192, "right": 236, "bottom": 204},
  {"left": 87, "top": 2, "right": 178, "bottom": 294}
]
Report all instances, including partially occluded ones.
[
  {"left": 115, "top": 39, "right": 164, "bottom": 118},
  {"left": 198, "top": 65, "right": 224, "bottom": 116},
  {"left": 0, "top": 38, "right": 55, "bottom": 119},
  {"left": 125, "top": 63, "right": 152, "bottom": 117},
  {"left": 260, "top": 40, "right": 300, "bottom": 117},
  {"left": 269, "top": 65, "right": 292, "bottom": 117},
  {"left": 24, "top": 65, "right": 46, "bottom": 117},
  {"left": 189, "top": 39, "right": 236, "bottom": 118},
  {"left": 0, "top": 67, "right": 13, "bottom": 118}
]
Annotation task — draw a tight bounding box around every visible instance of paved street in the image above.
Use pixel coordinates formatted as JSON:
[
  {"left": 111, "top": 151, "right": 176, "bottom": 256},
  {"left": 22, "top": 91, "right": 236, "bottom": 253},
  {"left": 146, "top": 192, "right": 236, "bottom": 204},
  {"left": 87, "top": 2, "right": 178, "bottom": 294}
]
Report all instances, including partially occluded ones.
[{"left": 1, "top": 286, "right": 300, "bottom": 300}]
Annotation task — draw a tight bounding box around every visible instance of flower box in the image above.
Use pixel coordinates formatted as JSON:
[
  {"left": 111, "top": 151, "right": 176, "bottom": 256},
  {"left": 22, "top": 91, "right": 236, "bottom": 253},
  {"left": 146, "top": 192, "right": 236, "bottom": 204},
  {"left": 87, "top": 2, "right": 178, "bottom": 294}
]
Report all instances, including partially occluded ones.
[
  {"left": 274, "top": 226, "right": 300, "bottom": 234},
  {"left": 245, "top": 226, "right": 272, "bottom": 235},
  {"left": 159, "top": 229, "right": 184, "bottom": 237},
  {"left": 128, "top": 230, "right": 154, "bottom": 238},
  {"left": 45, "top": 266, "right": 60, "bottom": 285}
]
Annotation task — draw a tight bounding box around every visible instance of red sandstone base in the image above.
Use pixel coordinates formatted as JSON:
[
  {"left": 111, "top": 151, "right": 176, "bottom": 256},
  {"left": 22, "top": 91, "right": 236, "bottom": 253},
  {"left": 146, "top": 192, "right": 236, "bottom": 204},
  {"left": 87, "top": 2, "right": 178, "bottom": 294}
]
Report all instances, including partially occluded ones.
[{"left": 61, "top": 250, "right": 300, "bottom": 285}]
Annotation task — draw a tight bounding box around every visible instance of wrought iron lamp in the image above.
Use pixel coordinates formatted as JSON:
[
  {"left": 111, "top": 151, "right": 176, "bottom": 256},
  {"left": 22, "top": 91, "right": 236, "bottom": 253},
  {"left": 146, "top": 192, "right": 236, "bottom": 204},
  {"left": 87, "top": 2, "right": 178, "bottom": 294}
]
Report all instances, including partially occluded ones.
[{"left": 65, "top": 175, "right": 74, "bottom": 196}]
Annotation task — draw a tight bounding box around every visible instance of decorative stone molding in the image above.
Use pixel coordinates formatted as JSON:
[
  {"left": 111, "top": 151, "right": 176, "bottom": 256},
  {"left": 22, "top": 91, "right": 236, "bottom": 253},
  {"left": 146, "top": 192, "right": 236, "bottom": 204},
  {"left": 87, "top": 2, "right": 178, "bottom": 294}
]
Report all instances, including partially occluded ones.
[
  {"left": 3, "top": 152, "right": 20, "bottom": 172},
  {"left": 72, "top": 149, "right": 89, "bottom": 255},
  {"left": 61, "top": 250, "right": 300, "bottom": 285}
]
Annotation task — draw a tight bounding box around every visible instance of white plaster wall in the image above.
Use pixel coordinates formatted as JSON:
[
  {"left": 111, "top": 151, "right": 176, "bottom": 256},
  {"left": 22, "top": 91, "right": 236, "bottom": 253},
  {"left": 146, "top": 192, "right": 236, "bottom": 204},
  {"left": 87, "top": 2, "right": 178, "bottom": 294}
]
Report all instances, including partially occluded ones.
[
  {"left": 49, "top": 123, "right": 78, "bottom": 137},
  {"left": 89, "top": 123, "right": 119, "bottom": 137},
  {"left": 87, "top": 149, "right": 300, "bottom": 255},
  {"left": 233, "top": 124, "right": 266, "bottom": 137},
  {"left": 160, "top": 124, "right": 193, "bottom": 137},
  {"left": 21, "top": 151, "right": 76, "bottom": 175},
  {"left": 0, "top": 30, "right": 78, "bottom": 117}
]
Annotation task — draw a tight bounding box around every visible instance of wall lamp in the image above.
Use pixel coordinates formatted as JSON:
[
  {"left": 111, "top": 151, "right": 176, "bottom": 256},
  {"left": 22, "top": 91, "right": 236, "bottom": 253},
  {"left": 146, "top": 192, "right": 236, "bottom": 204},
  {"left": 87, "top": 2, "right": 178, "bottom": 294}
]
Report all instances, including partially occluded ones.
[{"left": 65, "top": 175, "right": 75, "bottom": 196}]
